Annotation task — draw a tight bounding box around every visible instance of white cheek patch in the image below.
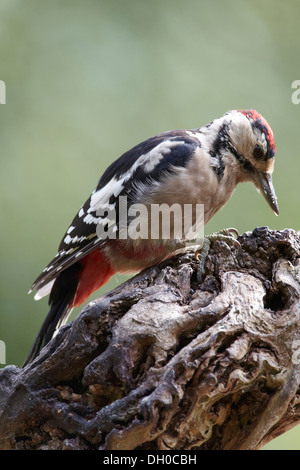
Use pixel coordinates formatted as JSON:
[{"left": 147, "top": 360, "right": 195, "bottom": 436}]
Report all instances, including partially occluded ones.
[{"left": 253, "top": 127, "right": 268, "bottom": 153}]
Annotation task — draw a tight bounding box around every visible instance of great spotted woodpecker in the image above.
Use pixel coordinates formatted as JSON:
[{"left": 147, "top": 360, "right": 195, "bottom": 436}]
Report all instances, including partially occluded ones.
[{"left": 24, "top": 109, "right": 278, "bottom": 366}]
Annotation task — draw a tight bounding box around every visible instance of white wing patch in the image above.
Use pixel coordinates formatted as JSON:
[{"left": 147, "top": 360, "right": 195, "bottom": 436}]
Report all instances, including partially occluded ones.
[
  {"left": 89, "top": 178, "right": 125, "bottom": 212},
  {"left": 82, "top": 214, "right": 101, "bottom": 225},
  {"left": 143, "top": 140, "right": 183, "bottom": 172},
  {"left": 64, "top": 234, "right": 92, "bottom": 244},
  {"left": 34, "top": 279, "right": 55, "bottom": 300},
  {"left": 67, "top": 226, "right": 75, "bottom": 234},
  {"left": 87, "top": 140, "right": 184, "bottom": 215}
]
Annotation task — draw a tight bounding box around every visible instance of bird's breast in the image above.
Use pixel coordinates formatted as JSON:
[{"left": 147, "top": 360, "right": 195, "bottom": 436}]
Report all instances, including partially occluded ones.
[{"left": 147, "top": 147, "right": 237, "bottom": 225}]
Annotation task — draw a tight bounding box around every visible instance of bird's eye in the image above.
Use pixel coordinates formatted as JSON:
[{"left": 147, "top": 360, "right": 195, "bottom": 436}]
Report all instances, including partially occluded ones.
[{"left": 253, "top": 144, "right": 265, "bottom": 161}]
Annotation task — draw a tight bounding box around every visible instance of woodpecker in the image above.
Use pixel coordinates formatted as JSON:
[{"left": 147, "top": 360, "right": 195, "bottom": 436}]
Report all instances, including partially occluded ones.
[{"left": 24, "top": 109, "right": 279, "bottom": 366}]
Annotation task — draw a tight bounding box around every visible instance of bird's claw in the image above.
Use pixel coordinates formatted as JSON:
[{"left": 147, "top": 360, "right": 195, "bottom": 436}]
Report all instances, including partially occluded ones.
[{"left": 206, "top": 227, "right": 240, "bottom": 248}]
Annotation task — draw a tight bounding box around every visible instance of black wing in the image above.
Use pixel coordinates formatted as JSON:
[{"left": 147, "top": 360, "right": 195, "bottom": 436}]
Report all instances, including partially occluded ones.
[{"left": 30, "top": 130, "right": 199, "bottom": 296}]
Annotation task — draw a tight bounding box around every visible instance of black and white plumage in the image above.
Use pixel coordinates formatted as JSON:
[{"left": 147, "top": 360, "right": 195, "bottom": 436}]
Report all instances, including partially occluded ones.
[
  {"left": 24, "top": 109, "right": 278, "bottom": 366},
  {"left": 30, "top": 132, "right": 199, "bottom": 298}
]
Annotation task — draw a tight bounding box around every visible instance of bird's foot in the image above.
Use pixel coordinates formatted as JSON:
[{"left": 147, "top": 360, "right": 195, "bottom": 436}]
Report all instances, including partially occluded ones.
[{"left": 195, "top": 228, "right": 240, "bottom": 283}]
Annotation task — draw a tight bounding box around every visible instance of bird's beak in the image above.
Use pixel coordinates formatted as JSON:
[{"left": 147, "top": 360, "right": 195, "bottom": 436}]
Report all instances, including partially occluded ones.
[{"left": 255, "top": 171, "right": 279, "bottom": 215}]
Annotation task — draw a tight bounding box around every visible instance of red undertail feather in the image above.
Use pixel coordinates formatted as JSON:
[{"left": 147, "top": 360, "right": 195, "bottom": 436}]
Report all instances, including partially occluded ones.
[{"left": 72, "top": 249, "right": 115, "bottom": 307}]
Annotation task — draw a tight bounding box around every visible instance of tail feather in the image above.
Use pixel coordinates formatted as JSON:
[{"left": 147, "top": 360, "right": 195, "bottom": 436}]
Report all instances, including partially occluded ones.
[
  {"left": 23, "top": 263, "right": 82, "bottom": 367},
  {"left": 22, "top": 299, "right": 72, "bottom": 367},
  {"left": 24, "top": 250, "right": 115, "bottom": 367}
]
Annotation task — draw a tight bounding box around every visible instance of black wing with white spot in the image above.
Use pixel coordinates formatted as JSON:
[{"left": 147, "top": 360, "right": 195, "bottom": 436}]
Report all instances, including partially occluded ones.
[{"left": 30, "top": 130, "right": 200, "bottom": 297}]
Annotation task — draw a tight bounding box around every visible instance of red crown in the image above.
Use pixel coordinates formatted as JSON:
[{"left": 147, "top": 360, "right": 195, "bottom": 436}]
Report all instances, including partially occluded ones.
[{"left": 237, "top": 109, "right": 276, "bottom": 153}]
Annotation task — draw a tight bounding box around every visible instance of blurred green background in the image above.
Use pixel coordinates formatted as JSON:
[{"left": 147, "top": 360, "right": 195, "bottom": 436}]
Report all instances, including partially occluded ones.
[{"left": 0, "top": 0, "right": 299, "bottom": 449}]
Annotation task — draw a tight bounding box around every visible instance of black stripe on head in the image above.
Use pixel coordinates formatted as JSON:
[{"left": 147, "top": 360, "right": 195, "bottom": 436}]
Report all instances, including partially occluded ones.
[
  {"left": 209, "top": 123, "right": 229, "bottom": 180},
  {"left": 227, "top": 141, "right": 255, "bottom": 173}
]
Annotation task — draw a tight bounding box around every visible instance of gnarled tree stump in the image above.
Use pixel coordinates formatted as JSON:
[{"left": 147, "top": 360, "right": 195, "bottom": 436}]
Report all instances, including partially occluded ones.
[{"left": 0, "top": 227, "right": 299, "bottom": 450}]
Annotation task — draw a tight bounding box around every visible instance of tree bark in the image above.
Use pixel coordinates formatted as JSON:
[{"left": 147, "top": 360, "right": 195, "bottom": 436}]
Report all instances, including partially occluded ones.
[{"left": 0, "top": 227, "right": 300, "bottom": 450}]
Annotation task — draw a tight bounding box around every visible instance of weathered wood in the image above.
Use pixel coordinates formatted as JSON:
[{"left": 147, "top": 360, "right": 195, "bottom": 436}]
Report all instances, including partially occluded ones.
[{"left": 0, "top": 228, "right": 299, "bottom": 450}]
